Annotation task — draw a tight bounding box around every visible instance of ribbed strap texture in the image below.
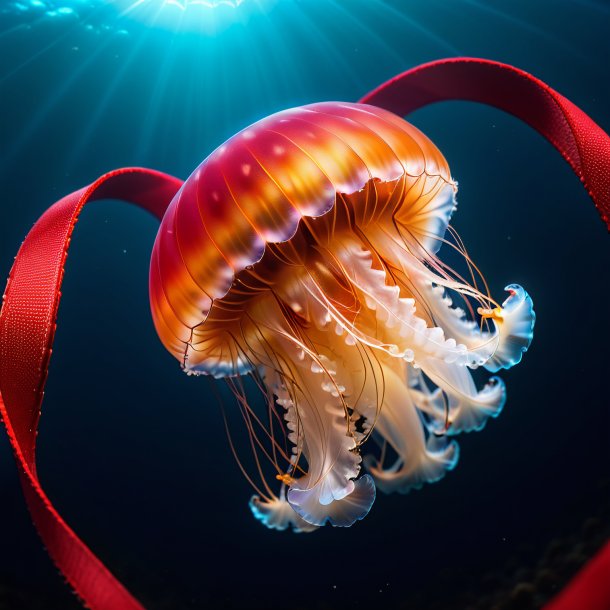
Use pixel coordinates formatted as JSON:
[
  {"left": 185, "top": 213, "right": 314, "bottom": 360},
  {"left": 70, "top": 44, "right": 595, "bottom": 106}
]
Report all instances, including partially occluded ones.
[{"left": 0, "top": 168, "right": 182, "bottom": 610}]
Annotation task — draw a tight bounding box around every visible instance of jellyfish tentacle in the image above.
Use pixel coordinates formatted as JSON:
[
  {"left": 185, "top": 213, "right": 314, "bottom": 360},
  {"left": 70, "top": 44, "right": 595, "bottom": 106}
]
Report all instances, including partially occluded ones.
[
  {"left": 363, "top": 362, "right": 459, "bottom": 495},
  {"left": 333, "top": 236, "right": 535, "bottom": 373},
  {"left": 399, "top": 256, "right": 536, "bottom": 373},
  {"left": 288, "top": 474, "right": 376, "bottom": 527},
  {"left": 415, "top": 361, "right": 507, "bottom": 435},
  {"left": 391, "top": 178, "right": 458, "bottom": 255},
  {"left": 268, "top": 349, "right": 375, "bottom": 527},
  {"left": 479, "top": 285, "right": 536, "bottom": 373},
  {"left": 331, "top": 241, "right": 474, "bottom": 365},
  {"left": 236, "top": 298, "right": 376, "bottom": 528},
  {"left": 249, "top": 486, "right": 318, "bottom": 534}
]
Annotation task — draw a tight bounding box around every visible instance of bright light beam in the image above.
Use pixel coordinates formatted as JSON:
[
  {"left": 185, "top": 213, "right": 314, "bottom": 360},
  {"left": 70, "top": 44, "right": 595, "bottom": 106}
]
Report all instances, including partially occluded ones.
[{"left": 124, "top": 0, "right": 246, "bottom": 10}]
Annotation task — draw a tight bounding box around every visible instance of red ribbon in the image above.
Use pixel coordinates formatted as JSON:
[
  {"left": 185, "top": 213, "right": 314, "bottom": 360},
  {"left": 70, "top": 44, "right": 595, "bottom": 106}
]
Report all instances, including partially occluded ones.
[
  {"left": 0, "top": 168, "right": 183, "bottom": 609},
  {"left": 360, "top": 57, "right": 610, "bottom": 229},
  {"left": 544, "top": 542, "right": 610, "bottom": 610},
  {"left": 0, "top": 59, "right": 608, "bottom": 609}
]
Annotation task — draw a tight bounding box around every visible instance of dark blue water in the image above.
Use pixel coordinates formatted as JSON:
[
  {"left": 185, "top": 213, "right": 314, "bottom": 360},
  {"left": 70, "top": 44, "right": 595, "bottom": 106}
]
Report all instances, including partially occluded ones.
[{"left": 1, "top": 1, "right": 609, "bottom": 609}]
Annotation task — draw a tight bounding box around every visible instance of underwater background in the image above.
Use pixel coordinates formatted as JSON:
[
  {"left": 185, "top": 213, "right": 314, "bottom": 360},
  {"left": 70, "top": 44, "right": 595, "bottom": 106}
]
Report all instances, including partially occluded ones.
[{"left": 0, "top": 1, "right": 609, "bottom": 609}]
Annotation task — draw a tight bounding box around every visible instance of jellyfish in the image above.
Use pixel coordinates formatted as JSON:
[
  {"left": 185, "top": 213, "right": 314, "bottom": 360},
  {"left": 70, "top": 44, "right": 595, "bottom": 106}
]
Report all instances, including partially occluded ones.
[
  {"left": 149, "top": 102, "right": 535, "bottom": 530},
  {"left": 1, "top": 58, "right": 608, "bottom": 609}
]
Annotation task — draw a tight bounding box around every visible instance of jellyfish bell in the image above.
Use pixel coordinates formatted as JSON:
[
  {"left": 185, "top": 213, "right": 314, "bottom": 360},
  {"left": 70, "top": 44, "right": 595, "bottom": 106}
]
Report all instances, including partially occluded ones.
[{"left": 149, "top": 101, "right": 535, "bottom": 530}]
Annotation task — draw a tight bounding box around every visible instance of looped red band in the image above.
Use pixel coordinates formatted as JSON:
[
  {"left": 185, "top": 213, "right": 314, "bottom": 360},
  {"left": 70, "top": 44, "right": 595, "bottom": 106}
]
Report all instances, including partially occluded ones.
[
  {"left": 0, "top": 168, "right": 182, "bottom": 609},
  {"left": 359, "top": 57, "right": 610, "bottom": 229},
  {"left": 0, "top": 59, "right": 607, "bottom": 609}
]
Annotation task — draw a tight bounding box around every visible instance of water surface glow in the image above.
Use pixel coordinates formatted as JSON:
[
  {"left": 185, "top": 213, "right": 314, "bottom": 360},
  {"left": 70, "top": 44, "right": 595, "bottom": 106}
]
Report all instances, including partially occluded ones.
[
  {"left": 131, "top": 0, "right": 246, "bottom": 7},
  {"left": 3, "top": 0, "right": 251, "bottom": 26},
  {"left": 6, "top": 0, "right": 246, "bottom": 12}
]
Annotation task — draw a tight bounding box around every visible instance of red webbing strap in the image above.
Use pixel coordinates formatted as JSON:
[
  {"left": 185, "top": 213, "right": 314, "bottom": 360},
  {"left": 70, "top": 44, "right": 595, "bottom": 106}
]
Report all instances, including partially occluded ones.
[
  {"left": 0, "top": 168, "right": 182, "bottom": 610},
  {"left": 544, "top": 542, "right": 610, "bottom": 610},
  {"left": 360, "top": 57, "right": 610, "bottom": 230}
]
